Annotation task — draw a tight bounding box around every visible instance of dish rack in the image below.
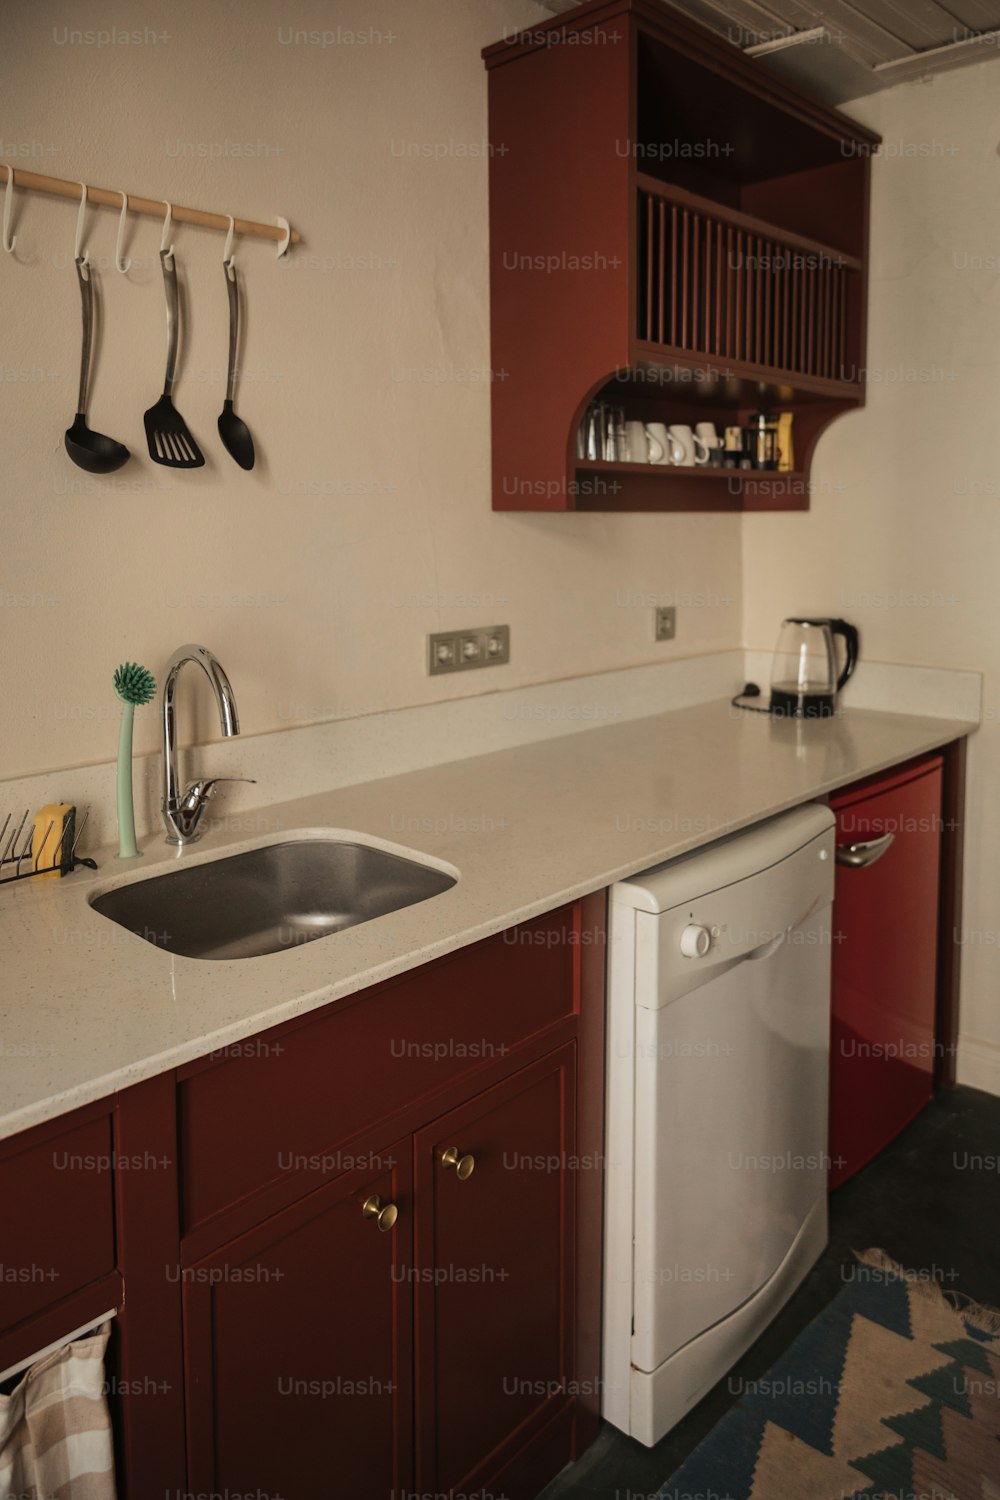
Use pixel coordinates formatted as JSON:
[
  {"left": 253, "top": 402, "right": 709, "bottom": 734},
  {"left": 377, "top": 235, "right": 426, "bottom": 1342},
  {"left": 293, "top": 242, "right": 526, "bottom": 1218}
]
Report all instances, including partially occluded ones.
[{"left": 0, "top": 807, "right": 96, "bottom": 887}]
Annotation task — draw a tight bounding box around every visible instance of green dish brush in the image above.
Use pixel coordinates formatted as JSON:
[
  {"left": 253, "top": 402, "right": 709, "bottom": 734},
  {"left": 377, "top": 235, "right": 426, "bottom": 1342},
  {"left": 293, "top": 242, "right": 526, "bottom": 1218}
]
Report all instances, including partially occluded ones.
[{"left": 113, "top": 662, "right": 156, "bottom": 859}]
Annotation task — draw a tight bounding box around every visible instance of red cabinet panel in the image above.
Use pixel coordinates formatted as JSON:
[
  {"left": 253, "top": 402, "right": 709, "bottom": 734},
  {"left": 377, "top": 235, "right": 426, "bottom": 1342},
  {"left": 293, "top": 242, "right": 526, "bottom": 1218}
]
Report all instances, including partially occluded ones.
[
  {"left": 178, "top": 908, "right": 577, "bottom": 1236},
  {"left": 414, "top": 1045, "right": 576, "bottom": 1494},
  {"left": 113, "top": 1073, "right": 186, "bottom": 1492},
  {"left": 0, "top": 1109, "right": 115, "bottom": 1337},
  {"left": 830, "top": 756, "right": 943, "bottom": 1187},
  {"left": 183, "top": 1144, "right": 413, "bottom": 1499}
]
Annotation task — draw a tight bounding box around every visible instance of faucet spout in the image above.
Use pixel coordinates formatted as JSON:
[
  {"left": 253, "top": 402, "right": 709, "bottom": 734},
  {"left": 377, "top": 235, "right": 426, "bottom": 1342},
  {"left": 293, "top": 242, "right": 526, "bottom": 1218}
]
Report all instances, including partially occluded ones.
[{"left": 161, "top": 644, "right": 249, "bottom": 845}]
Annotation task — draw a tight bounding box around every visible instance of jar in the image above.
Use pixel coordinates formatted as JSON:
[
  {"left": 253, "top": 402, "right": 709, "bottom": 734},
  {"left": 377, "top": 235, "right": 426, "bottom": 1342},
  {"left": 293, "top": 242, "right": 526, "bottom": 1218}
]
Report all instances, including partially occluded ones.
[{"left": 747, "top": 411, "right": 779, "bottom": 470}]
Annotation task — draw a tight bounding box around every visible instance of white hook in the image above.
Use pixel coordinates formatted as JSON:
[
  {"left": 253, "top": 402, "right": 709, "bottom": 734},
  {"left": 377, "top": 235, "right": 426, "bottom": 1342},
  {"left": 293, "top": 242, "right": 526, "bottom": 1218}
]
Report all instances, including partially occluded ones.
[
  {"left": 114, "top": 190, "right": 131, "bottom": 273},
  {"left": 2, "top": 167, "right": 16, "bottom": 255},
  {"left": 275, "top": 215, "right": 291, "bottom": 259},
  {"left": 160, "top": 200, "right": 173, "bottom": 257},
  {"left": 74, "top": 181, "right": 89, "bottom": 264},
  {"left": 223, "top": 214, "right": 235, "bottom": 267}
]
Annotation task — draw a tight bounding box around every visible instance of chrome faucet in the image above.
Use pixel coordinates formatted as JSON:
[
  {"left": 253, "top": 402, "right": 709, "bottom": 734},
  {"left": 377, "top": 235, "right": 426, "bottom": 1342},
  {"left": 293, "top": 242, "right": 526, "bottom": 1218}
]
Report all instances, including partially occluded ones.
[{"left": 160, "top": 643, "right": 255, "bottom": 845}]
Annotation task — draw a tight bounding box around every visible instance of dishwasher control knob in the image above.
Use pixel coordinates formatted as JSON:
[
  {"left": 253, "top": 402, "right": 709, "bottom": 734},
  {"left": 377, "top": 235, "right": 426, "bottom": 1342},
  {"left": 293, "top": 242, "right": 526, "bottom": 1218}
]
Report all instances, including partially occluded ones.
[{"left": 680, "top": 924, "right": 712, "bottom": 959}]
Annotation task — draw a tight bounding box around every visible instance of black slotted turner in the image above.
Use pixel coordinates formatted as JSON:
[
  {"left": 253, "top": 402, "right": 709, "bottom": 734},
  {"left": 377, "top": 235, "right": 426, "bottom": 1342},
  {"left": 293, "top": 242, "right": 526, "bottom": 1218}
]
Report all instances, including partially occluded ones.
[{"left": 144, "top": 248, "right": 205, "bottom": 468}]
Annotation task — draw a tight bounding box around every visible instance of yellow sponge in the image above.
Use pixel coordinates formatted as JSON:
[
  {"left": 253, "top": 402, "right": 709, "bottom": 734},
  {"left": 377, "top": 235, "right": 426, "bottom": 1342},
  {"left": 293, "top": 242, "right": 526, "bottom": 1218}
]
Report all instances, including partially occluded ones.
[{"left": 32, "top": 803, "right": 74, "bottom": 878}]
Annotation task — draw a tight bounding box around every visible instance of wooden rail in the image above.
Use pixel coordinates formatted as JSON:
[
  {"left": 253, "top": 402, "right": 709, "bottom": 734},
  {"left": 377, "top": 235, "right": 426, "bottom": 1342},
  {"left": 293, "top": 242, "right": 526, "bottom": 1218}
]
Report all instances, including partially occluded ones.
[{"left": 0, "top": 165, "right": 299, "bottom": 251}]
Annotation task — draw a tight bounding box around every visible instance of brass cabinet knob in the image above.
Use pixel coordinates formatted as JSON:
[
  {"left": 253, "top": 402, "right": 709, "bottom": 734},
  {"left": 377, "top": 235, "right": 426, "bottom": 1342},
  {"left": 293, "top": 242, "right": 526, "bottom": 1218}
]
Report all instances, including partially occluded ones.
[
  {"left": 441, "top": 1145, "right": 476, "bottom": 1180},
  {"left": 361, "top": 1193, "right": 398, "bottom": 1232}
]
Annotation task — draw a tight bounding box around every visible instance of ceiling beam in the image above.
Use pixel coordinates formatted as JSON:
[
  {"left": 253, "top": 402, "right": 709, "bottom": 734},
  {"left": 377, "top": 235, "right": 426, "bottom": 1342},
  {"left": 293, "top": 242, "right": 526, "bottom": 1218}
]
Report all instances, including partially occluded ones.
[
  {"left": 853, "top": 0, "right": 973, "bottom": 46},
  {"left": 873, "top": 24, "right": 1000, "bottom": 75},
  {"left": 786, "top": 0, "right": 916, "bottom": 62},
  {"left": 745, "top": 24, "right": 829, "bottom": 53},
  {"left": 936, "top": 0, "right": 1000, "bottom": 27},
  {"left": 677, "top": 0, "right": 804, "bottom": 40}
]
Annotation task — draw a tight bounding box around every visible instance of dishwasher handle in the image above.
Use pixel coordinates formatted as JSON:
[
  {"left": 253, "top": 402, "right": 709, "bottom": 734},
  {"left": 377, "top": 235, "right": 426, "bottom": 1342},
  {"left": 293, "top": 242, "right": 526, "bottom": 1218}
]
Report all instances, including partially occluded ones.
[
  {"left": 835, "top": 831, "right": 895, "bottom": 869},
  {"left": 745, "top": 928, "right": 788, "bottom": 962}
]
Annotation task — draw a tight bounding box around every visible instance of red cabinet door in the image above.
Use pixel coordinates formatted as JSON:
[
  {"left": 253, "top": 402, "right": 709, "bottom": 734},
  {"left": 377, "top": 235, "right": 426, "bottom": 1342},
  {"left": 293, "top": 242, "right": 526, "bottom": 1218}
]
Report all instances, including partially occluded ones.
[
  {"left": 414, "top": 1045, "right": 577, "bottom": 1495},
  {"left": 0, "top": 1110, "right": 116, "bottom": 1337},
  {"left": 183, "top": 1142, "right": 412, "bottom": 1499},
  {"left": 830, "top": 757, "right": 943, "bottom": 1187}
]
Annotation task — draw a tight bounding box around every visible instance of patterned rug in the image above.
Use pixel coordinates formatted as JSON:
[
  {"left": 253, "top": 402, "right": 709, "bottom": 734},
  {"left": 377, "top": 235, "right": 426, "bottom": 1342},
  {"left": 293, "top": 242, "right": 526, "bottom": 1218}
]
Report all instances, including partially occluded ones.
[{"left": 659, "top": 1250, "right": 1000, "bottom": 1500}]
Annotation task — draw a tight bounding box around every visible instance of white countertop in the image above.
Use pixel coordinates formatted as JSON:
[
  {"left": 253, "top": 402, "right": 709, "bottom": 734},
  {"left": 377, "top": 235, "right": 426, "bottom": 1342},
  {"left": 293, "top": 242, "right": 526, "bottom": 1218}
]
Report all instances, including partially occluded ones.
[{"left": 0, "top": 698, "right": 974, "bottom": 1142}]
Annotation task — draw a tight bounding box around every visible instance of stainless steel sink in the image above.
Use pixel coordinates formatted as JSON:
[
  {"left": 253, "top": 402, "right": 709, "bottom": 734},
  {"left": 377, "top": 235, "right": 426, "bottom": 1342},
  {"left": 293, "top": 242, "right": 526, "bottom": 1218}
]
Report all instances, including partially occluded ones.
[{"left": 90, "top": 839, "right": 457, "bottom": 961}]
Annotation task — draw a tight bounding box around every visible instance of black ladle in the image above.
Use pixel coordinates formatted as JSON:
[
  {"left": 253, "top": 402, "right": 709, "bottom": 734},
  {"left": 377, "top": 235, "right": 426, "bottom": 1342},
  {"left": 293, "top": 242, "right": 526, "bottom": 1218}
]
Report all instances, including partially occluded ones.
[
  {"left": 65, "top": 257, "right": 130, "bottom": 473},
  {"left": 218, "top": 258, "right": 255, "bottom": 470}
]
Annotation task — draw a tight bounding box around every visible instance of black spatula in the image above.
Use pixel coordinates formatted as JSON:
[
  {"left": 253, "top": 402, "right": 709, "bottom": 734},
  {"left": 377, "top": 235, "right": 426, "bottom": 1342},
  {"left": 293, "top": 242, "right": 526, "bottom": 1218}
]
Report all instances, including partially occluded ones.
[
  {"left": 144, "top": 249, "right": 204, "bottom": 468},
  {"left": 217, "top": 258, "right": 255, "bottom": 470}
]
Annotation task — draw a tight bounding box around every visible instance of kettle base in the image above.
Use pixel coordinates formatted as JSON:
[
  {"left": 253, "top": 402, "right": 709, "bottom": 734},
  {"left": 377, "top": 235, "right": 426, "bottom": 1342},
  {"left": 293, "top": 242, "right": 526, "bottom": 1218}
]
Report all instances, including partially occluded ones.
[{"left": 770, "top": 688, "right": 837, "bottom": 718}]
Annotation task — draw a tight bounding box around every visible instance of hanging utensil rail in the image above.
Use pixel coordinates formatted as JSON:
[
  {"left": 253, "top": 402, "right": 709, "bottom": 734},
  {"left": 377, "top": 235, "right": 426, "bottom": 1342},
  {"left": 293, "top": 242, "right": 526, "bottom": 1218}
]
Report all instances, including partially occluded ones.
[{"left": 0, "top": 166, "right": 298, "bottom": 252}]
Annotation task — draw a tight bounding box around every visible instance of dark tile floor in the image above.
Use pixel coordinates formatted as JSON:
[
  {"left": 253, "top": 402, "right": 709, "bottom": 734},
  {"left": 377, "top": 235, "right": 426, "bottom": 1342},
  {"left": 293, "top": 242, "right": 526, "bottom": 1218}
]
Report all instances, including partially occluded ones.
[{"left": 540, "top": 1084, "right": 1000, "bottom": 1500}]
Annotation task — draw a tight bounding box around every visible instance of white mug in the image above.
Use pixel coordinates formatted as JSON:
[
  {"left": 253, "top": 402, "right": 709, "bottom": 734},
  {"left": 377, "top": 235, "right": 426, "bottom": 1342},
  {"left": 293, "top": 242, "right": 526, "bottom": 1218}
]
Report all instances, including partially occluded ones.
[
  {"left": 645, "top": 422, "right": 684, "bottom": 466},
  {"left": 668, "top": 424, "right": 710, "bottom": 467},
  {"left": 625, "top": 421, "right": 649, "bottom": 464},
  {"left": 695, "top": 422, "right": 721, "bottom": 465}
]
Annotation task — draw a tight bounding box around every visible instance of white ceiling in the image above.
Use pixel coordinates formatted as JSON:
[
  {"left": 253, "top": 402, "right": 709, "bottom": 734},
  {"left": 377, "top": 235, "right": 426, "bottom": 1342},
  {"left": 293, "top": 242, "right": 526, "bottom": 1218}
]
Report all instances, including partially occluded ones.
[{"left": 537, "top": 0, "right": 1000, "bottom": 102}]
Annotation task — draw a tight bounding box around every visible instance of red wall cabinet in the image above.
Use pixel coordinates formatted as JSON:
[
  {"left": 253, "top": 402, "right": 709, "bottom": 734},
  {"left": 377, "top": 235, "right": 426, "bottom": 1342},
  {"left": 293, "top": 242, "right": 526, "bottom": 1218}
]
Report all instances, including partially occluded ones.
[
  {"left": 829, "top": 755, "right": 945, "bottom": 1187},
  {"left": 483, "top": 0, "right": 880, "bottom": 513}
]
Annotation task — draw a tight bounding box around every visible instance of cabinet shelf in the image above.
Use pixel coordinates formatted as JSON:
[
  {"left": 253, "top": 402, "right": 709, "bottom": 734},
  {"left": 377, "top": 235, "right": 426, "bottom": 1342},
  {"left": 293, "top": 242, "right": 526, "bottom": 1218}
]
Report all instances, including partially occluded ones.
[
  {"left": 574, "top": 461, "right": 813, "bottom": 513},
  {"left": 624, "top": 353, "right": 861, "bottom": 405},
  {"left": 579, "top": 459, "right": 805, "bottom": 479},
  {"left": 631, "top": 346, "right": 863, "bottom": 404}
]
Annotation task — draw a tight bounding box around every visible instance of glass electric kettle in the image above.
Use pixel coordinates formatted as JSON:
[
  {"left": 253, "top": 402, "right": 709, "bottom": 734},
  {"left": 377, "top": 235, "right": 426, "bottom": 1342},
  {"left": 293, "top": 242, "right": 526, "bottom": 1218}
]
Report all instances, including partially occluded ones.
[{"left": 770, "top": 617, "right": 859, "bottom": 717}]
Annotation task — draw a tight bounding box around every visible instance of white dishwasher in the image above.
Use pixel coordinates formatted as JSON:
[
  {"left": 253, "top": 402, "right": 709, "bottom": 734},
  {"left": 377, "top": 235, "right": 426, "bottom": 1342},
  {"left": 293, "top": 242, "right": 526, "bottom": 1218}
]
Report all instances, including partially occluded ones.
[{"left": 603, "top": 803, "right": 836, "bottom": 1446}]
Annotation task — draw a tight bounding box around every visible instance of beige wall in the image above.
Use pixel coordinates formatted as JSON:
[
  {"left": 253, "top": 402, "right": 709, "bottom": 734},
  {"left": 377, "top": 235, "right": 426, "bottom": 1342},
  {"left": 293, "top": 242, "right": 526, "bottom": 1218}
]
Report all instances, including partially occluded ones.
[
  {"left": 0, "top": 0, "right": 742, "bottom": 779},
  {"left": 4, "top": 3, "right": 996, "bottom": 1068},
  {"left": 743, "top": 58, "right": 1000, "bottom": 1080}
]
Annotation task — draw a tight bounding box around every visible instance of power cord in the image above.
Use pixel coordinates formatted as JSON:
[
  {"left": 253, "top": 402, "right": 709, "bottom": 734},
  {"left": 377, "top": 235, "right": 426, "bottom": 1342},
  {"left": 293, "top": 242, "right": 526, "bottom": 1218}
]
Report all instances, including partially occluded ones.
[{"left": 731, "top": 682, "right": 772, "bottom": 715}]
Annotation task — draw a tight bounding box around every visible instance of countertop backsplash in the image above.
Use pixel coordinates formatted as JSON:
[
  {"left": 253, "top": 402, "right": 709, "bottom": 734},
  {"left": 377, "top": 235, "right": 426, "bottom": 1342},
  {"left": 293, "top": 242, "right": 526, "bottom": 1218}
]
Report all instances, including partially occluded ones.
[{"left": 0, "top": 651, "right": 981, "bottom": 860}]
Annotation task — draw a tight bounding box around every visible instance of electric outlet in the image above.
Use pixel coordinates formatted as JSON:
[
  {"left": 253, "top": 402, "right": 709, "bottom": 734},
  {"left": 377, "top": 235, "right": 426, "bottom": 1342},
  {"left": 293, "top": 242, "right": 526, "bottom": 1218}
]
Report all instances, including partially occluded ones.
[
  {"left": 655, "top": 606, "right": 676, "bottom": 642},
  {"left": 429, "top": 625, "right": 510, "bottom": 676}
]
